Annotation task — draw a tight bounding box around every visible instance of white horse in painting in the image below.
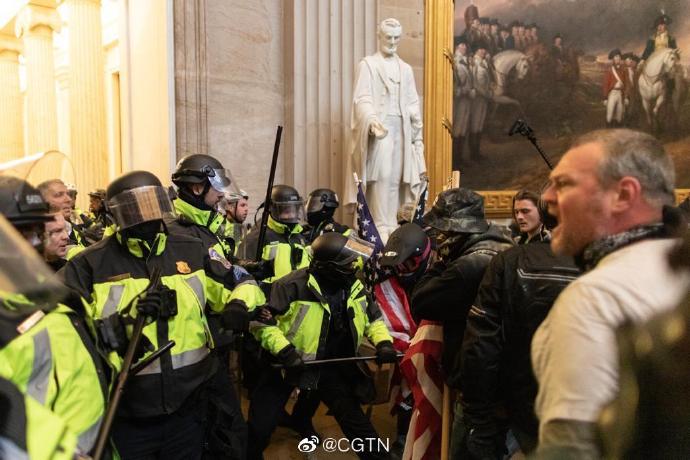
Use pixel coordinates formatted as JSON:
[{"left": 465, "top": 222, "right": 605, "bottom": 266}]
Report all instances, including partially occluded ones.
[
  {"left": 638, "top": 48, "right": 680, "bottom": 131},
  {"left": 491, "top": 50, "right": 530, "bottom": 107}
]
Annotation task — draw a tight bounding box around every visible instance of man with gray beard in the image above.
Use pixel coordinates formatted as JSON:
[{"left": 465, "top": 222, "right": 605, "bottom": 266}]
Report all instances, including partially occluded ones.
[{"left": 531, "top": 129, "right": 690, "bottom": 458}]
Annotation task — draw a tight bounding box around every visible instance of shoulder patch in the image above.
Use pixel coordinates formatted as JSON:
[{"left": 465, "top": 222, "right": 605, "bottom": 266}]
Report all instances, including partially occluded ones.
[
  {"left": 209, "top": 247, "right": 232, "bottom": 270},
  {"left": 176, "top": 261, "right": 191, "bottom": 274}
]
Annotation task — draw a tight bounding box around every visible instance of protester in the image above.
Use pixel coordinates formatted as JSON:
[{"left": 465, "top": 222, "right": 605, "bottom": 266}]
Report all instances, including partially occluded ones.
[{"left": 532, "top": 129, "right": 690, "bottom": 458}]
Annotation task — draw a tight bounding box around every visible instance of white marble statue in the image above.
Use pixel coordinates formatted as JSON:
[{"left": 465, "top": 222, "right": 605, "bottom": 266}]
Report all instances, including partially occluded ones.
[{"left": 345, "top": 18, "right": 426, "bottom": 243}]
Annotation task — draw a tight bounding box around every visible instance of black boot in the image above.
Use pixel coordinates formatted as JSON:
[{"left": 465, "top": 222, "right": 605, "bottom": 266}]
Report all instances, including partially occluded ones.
[
  {"left": 452, "top": 136, "right": 465, "bottom": 171},
  {"left": 471, "top": 132, "right": 484, "bottom": 161}
]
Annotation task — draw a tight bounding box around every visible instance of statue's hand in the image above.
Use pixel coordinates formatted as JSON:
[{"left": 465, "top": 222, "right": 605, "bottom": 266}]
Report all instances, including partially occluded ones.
[{"left": 370, "top": 120, "right": 388, "bottom": 139}]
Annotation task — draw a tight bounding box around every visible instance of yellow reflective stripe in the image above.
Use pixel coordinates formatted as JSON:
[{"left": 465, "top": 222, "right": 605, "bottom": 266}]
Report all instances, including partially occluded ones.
[
  {"left": 102, "top": 284, "right": 125, "bottom": 317},
  {"left": 298, "top": 351, "right": 316, "bottom": 362},
  {"left": 286, "top": 304, "right": 310, "bottom": 342},
  {"left": 265, "top": 245, "right": 279, "bottom": 261},
  {"left": 77, "top": 418, "right": 101, "bottom": 453},
  {"left": 172, "top": 346, "right": 209, "bottom": 370},
  {"left": 184, "top": 275, "right": 206, "bottom": 307},
  {"left": 136, "top": 359, "right": 161, "bottom": 375},
  {"left": 135, "top": 347, "right": 210, "bottom": 375},
  {"left": 27, "top": 329, "right": 51, "bottom": 405},
  {"left": 356, "top": 297, "right": 368, "bottom": 318}
]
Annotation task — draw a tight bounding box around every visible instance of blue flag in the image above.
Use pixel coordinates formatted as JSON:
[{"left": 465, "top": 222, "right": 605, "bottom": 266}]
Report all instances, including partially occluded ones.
[
  {"left": 355, "top": 182, "right": 389, "bottom": 287},
  {"left": 412, "top": 180, "right": 429, "bottom": 225}
]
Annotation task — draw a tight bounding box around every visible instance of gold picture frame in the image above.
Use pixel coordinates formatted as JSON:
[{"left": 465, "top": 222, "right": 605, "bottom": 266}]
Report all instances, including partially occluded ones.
[{"left": 423, "top": 0, "right": 689, "bottom": 219}]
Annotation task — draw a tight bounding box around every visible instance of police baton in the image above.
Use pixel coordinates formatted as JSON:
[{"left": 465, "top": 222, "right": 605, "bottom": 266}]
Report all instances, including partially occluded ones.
[
  {"left": 271, "top": 353, "right": 405, "bottom": 368},
  {"left": 255, "top": 126, "right": 283, "bottom": 261},
  {"left": 92, "top": 266, "right": 175, "bottom": 460}
]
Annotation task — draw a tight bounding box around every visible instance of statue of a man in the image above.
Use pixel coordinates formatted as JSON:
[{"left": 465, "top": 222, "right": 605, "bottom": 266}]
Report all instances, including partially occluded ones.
[{"left": 346, "top": 18, "right": 426, "bottom": 242}]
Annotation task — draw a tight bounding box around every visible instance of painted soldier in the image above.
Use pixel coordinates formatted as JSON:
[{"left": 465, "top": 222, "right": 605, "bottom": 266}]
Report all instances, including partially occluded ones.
[
  {"left": 602, "top": 49, "right": 629, "bottom": 127},
  {"left": 623, "top": 52, "right": 641, "bottom": 127},
  {"left": 469, "top": 41, "right": 492, "bottom": 162},
  {"left": 453, "top": 38, "right": 474, "bottom": 169},
  {"left": 641, "top": 12, "right": 677, "bottom": 62},
  {"left": 499, "top": 26, "right": 514, "bottom": 51},
  {"left": 489, "top": 19, "right": 500, "bottom": 54}
]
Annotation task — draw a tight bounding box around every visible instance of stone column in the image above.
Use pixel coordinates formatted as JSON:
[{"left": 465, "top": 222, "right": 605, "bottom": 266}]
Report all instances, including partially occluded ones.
[
  {"left": 60, "top": 0, "right": 107, "bottom": 199},
  {"left": 15, "top": 3, "right": 61, "bottom": 156},
  {"left": 284, "top": 0, "right": 378, "bottom": 220},
  {"left": 0, "top": 34, "right": 24, "bottom": 162}
]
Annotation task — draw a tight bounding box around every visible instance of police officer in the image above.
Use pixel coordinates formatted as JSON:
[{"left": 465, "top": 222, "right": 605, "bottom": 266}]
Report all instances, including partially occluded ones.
[
  {"left": 0, "top": 215, "right": 83, "bottom": 459},
  {"left": 238, "top": 184, "right": 310, "bottom": 283},
  {"left": 62, "top": 171, "right": 255, "bottom": 459},
  {"left": 302, "top": 188, "right": 351, "bottom": 244},
  {"left": 248, "top": 232, "right": 397, "bottom": 459},
  {"left": 80, "top": 188, "right": 116, "bottom": 242},
  {"left": 169, "top": 154, "right": 266, "bottom": 459},
  {"left": 220, "top": 189, "right": 250, "bottom": 258},
  {"left": 0, "top": 176, "right": 111, "bottom": 457}
]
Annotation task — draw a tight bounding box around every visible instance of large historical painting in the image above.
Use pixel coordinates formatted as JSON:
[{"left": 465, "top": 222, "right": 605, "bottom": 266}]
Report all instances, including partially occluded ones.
[{"left": 452, "top": 0, "right": 690, "bottom": 191}]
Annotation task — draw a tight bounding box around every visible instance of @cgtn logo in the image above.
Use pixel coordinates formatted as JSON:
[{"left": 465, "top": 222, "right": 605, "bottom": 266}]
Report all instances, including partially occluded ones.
[{"left": 298, "top": 435, "right": 319, "bottom": 453}]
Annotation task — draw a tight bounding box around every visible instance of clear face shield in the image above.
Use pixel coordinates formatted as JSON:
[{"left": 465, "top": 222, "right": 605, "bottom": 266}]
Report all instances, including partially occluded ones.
[
  {"left": 306, "top": 193, "right": 339, "bottom": 214},
  {"left": 206, "top": 168, "right": 241, "bottom": 196},
  {"left": 270, "top": 200, "right": 305, "bottom": 224},
  {"left": 339, "top": 235, "right": 376, "bottom": 265},
  {"left": 107, "top": 185, "right": 176, "bottom": 230},
  {"left": 0, "top": 215, "right": 65, "bottom": 318}
]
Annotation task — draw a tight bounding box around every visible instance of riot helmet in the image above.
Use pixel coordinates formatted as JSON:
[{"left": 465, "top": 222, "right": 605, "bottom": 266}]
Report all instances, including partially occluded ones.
[
  {"left": 306, "top": 188, "right": 339, "bottom": 226},
  {"left": 309, "top": 232, "right": 374, "bottom": 278},
  {"left": 172, "top": 154, "right": 240, "bottom": 195},
  {"left": 0, "top": 214, "right": 65, "bottom": 330},
  {"left": 380, "top": 223, "right": 431, "bottom": 283},
  {"left": 270, "top": 185, "right": 304, "bottom": 224},
  {"left": 0, "top": 176, "right": 52, "bottom": 227},
  {"left": 106, "top": 171, "right": 175, "bottom": 230},
  {"left": 0, "top": 176, "right": 53, "bottom": 253},
  {"left": 88, "top": 188, "right": 107, "bottom": 214}
]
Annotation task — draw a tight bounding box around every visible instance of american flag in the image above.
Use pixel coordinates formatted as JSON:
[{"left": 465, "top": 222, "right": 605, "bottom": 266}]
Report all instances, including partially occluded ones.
[
  {"left": 400, "top": 320, "right": 445, "bottom": 460},
  {"left": 355, "top": 181, "right": 390, "bottom": 287},
  {"left": 412, "top": 179, "right": 429, "bottom": 225}
]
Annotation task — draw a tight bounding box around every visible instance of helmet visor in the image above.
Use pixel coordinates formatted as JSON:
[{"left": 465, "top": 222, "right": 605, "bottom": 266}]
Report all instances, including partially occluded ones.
[
  {"left": 0, "top": 215, "right": 64, "bottom": 317},
  {"left": 306, "top": 193, "right": 339, "bottom": 213},
  {"left": 270, "top": 201, "right": 305, "bottom": 224},
  {"left": 108, "top": 185, "right": 175, "bottom": 229},
  {"left": 336, "top": 235, "right": 375, "bottom": 265},
  {"left": 208, "top": 168, "right": 241, "bottom": 195}
]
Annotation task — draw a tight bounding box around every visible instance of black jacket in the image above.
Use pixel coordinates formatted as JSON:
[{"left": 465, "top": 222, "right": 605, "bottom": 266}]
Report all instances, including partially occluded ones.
[
  {"left": 460, "top": 241, "right": 580, "bottom": 451},
  {"left": 410, "top": 224, "right": 514, "bottom": 383}
]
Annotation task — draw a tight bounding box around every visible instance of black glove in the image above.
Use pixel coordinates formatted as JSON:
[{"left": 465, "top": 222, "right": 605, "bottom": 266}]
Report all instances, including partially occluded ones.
[
  {"left": 238, "top": 259, "right": 274, "bottom": 281},
  {"left": 249, "top": 306, "right": 276, "bottom": 325},
  {"left": 135, "top": 285, "right": 177, "bottom": 321},
  {"left": 375, "top": 341, "right": 398, "bottom": 364},
  {"left": 276, "top": 344, "right": 304, "bottom": 368},
  {"left": 94, "top": 313, "right": 153, "bottom": 360},
  {"left": 222, "top": 301, "right": 249, "bottom": 332}
]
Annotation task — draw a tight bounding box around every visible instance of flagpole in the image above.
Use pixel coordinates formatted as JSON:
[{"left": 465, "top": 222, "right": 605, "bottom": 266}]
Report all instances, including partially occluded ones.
[{"left": 441, "top": 383, "right": 452, "bottom": 460}]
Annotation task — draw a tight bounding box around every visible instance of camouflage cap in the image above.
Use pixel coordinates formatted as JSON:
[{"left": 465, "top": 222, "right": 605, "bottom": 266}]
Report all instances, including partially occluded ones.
[{"left": 423, "top": 188, "right": 488, "bottom": 234}]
